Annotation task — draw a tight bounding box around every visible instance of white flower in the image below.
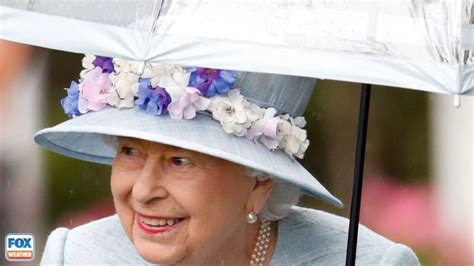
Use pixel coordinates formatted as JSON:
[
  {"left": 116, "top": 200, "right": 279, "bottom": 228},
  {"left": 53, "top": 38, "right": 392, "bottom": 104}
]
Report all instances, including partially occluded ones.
[
  {"left": 105, "top": 60, "right": 140, "bottom": 108},
  {"left": 79, "top": 54, "right": 96, "bottom": 78},
  {"left": 112, "top": 58, "right": 144, "bottom": 77},
  {"left": 82, "top": 54, "right": 95, "bottom": 69},
  {"left": 208, "top": 89, "right": 259, "bottom": 137},
  {"left": 147, "top": 65, "right": 190, "bottom": 92},
  {"left": 293, "top": 116, "right": 307, "bottom": 128},
  {"left": 277, "top": 114, "right": 309, "bottom": 159},
  {"left": 107, "top": 76, "right": 139, "bottom": 108}
]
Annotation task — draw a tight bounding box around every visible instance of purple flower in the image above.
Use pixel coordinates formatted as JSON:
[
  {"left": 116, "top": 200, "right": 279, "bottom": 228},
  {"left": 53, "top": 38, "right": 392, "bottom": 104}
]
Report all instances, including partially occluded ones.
[
  {"left": 60, "top": 81, "right": 81, "bottom": 118},
  {"left": 188, "top": 68, "right": 237, "bottom": 97},
  {"left": 135, "top": 78, "right": 171, "bottom": 116},
  {"left": 92, "top": 56, "right": 114, "bottom": 73}
]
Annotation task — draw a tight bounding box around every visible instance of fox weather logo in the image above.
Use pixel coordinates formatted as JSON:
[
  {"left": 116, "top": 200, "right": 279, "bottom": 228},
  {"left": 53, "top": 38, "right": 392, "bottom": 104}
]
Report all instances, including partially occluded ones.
[{"left": 5, "top": 233, "right": 35, "bottom": 262}]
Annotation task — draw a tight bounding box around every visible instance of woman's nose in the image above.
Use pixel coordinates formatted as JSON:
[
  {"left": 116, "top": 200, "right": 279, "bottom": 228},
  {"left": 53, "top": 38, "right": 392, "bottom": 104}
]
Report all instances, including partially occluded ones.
[{"left": 131, "top": 157, "right": 169, "bottom": 204}]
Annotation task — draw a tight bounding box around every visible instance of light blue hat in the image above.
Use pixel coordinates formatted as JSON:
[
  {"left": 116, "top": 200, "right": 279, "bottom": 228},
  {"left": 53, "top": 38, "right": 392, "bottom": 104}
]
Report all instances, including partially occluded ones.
[{"left": 34, "top": 71, "right": 342, "bottom": 207}]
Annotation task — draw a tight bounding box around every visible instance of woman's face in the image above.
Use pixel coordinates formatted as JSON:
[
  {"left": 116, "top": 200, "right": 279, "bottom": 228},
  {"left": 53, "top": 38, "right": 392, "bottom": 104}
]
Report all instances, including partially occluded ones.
[{"left": 111, "top": 137, "right": 271, "bottom": 264}]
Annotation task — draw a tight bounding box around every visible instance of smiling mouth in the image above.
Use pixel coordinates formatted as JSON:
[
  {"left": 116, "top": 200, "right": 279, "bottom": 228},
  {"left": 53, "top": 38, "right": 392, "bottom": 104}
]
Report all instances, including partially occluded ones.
[
  {"left": 136, "top": 213, "right": 185, "bottom": 234},
  {"left": 142, "top": 216, "right": 182, "bottom": 227}
]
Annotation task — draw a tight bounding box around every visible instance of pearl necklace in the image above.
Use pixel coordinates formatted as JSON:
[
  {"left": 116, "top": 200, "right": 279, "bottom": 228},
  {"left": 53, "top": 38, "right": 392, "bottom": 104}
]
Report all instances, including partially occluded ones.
[{"left": 250, "top": 221, "right": 271, "bottom": 266}]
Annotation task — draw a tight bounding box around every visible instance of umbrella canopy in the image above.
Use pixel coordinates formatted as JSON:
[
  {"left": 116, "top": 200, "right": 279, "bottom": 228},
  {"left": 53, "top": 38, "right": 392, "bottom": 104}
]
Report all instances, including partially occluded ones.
[{"left": 1, "top": 0, "right": 473, "bottom": 95}]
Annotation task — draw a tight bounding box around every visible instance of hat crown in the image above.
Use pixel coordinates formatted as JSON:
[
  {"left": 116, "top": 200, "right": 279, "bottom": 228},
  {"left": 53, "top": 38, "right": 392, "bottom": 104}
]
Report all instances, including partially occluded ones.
[{"left": 236, "top": 72, "right": 316, "bottom": 116}]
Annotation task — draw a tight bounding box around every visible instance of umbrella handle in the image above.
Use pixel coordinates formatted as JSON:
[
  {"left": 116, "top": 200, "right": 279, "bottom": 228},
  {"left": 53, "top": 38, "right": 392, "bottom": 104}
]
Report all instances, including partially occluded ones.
[{"left": 345, "top": 83, "right": 371, "bottom": 266}]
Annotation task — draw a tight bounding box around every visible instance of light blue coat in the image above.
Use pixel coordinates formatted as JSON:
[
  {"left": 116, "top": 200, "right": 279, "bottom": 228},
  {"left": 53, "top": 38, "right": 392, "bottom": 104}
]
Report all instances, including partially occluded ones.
[{"left": 40, "top": 206, "right": 419, "bottom": 265}]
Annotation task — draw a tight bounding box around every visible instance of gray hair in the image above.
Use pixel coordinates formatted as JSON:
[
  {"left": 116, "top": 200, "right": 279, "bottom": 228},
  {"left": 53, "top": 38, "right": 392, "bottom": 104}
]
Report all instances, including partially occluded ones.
[{"left": 246, "top": 168, "right": 301, "bottom": 221}]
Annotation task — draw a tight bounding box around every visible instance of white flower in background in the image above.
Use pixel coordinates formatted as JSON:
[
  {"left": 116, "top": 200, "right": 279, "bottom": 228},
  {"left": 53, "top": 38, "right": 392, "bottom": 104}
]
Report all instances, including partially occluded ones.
[
  {"left": 277, "top": 114, "right": 309, "bottom": 159},
  {"left": 209, "top": 89, "right": 260, "bottom": 136},
  {"left": 167, "top": 87, "right": 210, "bottom": 119}
]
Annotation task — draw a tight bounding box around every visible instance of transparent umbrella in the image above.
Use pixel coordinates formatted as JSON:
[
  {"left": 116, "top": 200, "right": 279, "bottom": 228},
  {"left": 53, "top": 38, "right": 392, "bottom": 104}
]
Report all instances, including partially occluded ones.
[{"left": 1, "top": 0, "right": 473, "bottom": 265}]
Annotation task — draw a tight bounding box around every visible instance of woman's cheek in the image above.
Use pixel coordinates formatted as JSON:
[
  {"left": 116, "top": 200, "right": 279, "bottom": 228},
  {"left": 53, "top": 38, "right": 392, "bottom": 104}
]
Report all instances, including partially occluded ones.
[
  {"left": 110, "top": 168, "right": 136, "bottom": 238},
  {"left": 110, "top": 167, "right": 135, "bottom": 201}
]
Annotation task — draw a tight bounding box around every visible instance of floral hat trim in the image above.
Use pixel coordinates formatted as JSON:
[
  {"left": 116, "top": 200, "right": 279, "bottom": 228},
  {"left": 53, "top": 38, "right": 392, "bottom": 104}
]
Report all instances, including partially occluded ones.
[{"left": 60, "top": 55, "right": 310, "bottom": 159}]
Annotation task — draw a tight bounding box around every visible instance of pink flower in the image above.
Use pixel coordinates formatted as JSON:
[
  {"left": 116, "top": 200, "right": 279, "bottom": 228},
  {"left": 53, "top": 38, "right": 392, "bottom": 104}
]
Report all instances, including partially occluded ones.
[
  {"left": 167, "top": 87, "right": 210, "bottom": 119},
  {"left": 78, "top": 67, "right": 112, "bottom": 113},
  {"left": 361, "top": 178, "right": 438, "bottom": 249}
]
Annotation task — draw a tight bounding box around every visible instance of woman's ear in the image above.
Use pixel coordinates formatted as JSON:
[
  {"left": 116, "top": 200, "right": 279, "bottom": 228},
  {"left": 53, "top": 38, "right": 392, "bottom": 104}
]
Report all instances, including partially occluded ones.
[{"left": 246, "top": 178, "right": 273, "bottom": 214}]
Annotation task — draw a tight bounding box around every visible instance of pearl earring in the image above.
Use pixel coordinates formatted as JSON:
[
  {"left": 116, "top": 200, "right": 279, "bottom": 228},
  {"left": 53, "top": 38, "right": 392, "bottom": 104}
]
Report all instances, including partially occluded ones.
[{"left": 247, "top": 211, "right": 258, "bottom": 224}]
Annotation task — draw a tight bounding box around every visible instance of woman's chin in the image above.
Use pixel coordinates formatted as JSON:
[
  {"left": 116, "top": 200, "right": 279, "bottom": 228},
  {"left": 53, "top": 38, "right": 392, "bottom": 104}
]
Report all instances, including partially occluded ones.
[
  {"left": 140, "top": 252, "right": 182, "bottom": 265},
  {"left": 133, "top": 240, "right": 186, "bottom": 265}
]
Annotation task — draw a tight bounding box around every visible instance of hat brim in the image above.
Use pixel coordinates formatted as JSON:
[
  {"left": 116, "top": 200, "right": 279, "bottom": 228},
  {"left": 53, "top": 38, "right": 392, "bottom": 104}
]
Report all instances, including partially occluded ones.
[{"left": 34, "top": 108, "right": 342, "bottom": 207}]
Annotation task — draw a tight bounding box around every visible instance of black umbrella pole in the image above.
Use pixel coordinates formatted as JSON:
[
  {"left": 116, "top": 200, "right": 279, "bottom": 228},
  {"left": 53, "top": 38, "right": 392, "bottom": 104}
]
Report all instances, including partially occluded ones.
[{"left": 345, "top": 84, "right": 371, "bottom": 266}]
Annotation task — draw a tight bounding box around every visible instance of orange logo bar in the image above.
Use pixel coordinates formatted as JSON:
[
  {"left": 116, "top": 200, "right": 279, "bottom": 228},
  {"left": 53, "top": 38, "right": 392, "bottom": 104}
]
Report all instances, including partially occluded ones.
[{"left": 7, "top": 250, "right": 33, "bottom": 259}]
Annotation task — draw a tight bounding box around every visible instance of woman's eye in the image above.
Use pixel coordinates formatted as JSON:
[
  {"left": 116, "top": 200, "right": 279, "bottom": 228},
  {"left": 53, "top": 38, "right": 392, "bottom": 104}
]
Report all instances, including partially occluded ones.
[
  {"left": 171, "top": 157, "right": 191, "bottom": 166},
  {"left": 120, "top": 146, "right": 137, "bottom": 156}
]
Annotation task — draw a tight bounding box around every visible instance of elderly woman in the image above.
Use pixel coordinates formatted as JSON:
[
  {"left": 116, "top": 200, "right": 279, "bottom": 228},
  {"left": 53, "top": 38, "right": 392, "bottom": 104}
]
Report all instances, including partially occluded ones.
[{"left": 37, "top": 56, "right": 419, "bottom": 265}]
